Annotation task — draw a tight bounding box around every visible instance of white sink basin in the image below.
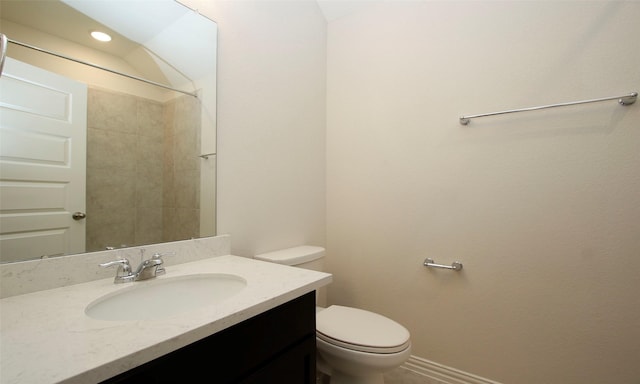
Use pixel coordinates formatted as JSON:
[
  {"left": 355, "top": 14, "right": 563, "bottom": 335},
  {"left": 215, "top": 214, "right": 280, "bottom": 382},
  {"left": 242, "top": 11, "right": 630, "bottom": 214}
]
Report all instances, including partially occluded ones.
[{"left": 85, "top": 273, "right": 247, "bottom": 321}]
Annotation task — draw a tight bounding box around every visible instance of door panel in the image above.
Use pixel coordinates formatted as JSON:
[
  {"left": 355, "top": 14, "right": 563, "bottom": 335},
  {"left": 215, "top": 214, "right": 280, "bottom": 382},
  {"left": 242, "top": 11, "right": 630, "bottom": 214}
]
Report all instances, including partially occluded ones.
[{"left": 0, "top": 57, "right": 87, "bottom": 262}]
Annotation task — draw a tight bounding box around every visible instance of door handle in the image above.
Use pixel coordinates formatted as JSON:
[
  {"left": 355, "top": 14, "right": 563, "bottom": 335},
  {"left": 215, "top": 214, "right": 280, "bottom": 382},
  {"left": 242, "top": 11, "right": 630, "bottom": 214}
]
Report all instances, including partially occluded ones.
[{"left": 72, "top": 212, "right": 87, "bottom": 220}]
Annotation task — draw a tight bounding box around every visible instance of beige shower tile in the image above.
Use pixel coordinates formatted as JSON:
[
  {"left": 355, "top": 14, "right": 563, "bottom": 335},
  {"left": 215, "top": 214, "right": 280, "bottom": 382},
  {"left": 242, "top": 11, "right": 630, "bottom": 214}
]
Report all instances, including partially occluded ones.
[
  {"left": 174, "top": 208, "right": 200, "bottom": 241},
  {"left": 174, "top": 127, "right": 200, "bottom": 171},
  {"left": 163, "top": 98, "right": 176, "bottom": 138},
  {"left": 88, "top": 88, "right": 137, "bottom": 133},
  {"left": 137, "top": 98, "right": 164, "bottom": 140},
  {"left": 175, "top": 168, "right": 200, "bottom": 209},
  {"left": 162, "top": 208, "right": 177, "bottom": 242},
  {"left": 135, "top": 206, "right": 163, "bottom": 246},
  {"left": 136, "top": 168, "right": 163, "bottom": 208},
  {"left": 163, "top": 132, "right": 175, "bottom": 169},
  {"left": 163, "top": 165, "right": 176, "bottom": 208},
  {"left": 136, "top": 135, "right": 164, "bottom": 173},
  {"left": 173, "top": 95, "right": 197, "bottom": 133},
  {"left": 87, "top": 128, "right": 136, "bottom": 170},
  {"left": 86, "top": 168, "right": 136, "bottom": 211},
  {"left": 86, "top": 207, "right": 135, "bottom": 252},
  {"left": 172, "top": 94, "right": 201, "bottom": 171}
]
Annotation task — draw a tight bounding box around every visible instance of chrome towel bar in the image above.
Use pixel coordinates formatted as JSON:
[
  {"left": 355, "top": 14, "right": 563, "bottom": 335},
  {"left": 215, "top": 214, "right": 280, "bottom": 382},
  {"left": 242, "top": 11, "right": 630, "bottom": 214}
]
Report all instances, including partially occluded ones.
[
  {"left": 423, "top": 258, "right": 463, "bottom": 271},
  {"left": 460, "top": 91, "right": 637, "bottom": 125}
]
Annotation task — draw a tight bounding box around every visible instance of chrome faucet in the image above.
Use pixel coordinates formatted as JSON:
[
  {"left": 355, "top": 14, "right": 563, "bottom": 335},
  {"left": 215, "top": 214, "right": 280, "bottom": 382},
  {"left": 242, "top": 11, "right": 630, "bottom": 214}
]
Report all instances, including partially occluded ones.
[
  {"left": 100, "top": 251, "right": 174, "bottom": 284},
  {"left": 134, "top": 257, "right": 163, "bottom": 280}
]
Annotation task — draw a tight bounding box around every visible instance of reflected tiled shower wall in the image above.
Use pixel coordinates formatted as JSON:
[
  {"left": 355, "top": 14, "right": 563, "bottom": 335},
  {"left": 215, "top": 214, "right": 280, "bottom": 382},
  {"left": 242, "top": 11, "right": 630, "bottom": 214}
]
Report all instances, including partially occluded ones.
[
  {"left": 86, "top": 88, "right": 200, "bottom": 252},
  {"left": 162, "top": 94, "right": 201, "bottom": 243}
]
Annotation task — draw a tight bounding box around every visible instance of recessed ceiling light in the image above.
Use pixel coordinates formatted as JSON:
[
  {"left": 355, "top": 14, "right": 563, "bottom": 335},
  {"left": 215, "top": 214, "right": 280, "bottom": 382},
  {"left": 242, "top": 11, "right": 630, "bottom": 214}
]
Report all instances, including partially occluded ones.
[{"left": 90, "top": 31, "right": 112, "bottom": 42}]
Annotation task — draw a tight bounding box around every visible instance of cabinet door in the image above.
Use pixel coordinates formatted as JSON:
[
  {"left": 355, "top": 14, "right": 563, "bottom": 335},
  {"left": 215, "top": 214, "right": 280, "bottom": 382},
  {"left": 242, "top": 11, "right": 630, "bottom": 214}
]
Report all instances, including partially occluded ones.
[{"left": 240, "top": 337, "right": 316, "bottom": 384}]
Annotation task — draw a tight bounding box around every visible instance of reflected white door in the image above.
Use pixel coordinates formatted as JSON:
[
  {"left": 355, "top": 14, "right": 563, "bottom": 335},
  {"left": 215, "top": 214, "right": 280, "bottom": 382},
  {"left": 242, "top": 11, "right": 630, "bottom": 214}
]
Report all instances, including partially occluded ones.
[{"left": 0, "top": 57, "right": 87, "bottom": 262}]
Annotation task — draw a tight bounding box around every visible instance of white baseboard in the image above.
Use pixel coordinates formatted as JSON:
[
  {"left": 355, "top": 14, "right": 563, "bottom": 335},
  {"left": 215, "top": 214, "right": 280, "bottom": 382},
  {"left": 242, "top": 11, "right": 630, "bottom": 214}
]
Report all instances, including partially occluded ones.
[{"left": 399, "top": 355, "right": 503, "bottom": 384}]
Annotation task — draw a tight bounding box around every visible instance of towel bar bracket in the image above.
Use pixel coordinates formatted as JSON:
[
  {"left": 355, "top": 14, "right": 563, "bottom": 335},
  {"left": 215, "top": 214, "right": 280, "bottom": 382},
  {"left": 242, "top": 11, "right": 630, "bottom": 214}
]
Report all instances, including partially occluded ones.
[{"left": 619, "top": 92, "right": 638, "bottom": 106}]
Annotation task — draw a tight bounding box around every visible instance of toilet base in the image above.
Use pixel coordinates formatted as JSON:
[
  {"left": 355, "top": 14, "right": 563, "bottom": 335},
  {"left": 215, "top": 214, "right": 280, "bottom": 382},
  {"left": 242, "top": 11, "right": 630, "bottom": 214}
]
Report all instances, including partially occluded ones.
[
  {"left": 316, "top": 337, "right": 410, "bottom": 384},
  {"left": 328, "top": 370, "right": 384, "bottom": 384},
  {"left": 318, "top": 355, "right": 386, "bottom": 384}
]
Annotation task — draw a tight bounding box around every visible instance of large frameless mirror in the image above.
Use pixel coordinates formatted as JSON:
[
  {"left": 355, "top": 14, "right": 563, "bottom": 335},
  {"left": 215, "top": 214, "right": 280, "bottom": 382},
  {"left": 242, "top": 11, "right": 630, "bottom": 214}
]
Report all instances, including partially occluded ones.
[{"left": 0, "top": 0, "right": 217, "bottom": 263}]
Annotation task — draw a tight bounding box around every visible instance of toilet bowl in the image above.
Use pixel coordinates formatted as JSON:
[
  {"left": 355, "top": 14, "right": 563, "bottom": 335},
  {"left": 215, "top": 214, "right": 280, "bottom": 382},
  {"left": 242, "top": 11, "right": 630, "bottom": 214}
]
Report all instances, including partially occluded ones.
[
  {"left": 316, "top": 305, "right": 411, "bottom": 384},
  {"left": 255, "top": 246, "right": 411, "bottom": 384}
]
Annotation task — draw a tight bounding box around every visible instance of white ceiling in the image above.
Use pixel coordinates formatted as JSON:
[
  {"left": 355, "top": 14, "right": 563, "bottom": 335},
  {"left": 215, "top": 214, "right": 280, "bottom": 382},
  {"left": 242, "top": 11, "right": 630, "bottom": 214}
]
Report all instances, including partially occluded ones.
[{"left": 1, "top": 0, "right": 215, "bottom": 84}]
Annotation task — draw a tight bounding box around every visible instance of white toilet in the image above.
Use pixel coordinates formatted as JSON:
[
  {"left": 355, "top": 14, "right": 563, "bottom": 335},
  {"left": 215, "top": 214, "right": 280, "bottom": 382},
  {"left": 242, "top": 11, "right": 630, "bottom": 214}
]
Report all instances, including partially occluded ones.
[{"left": 255, "top": 246, "right": 411, "bottom": 384}]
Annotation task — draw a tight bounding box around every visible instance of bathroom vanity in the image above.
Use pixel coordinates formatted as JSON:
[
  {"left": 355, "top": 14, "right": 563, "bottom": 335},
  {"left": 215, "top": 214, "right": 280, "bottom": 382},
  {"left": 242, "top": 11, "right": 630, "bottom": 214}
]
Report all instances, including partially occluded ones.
[
  {"left": 0, "top": 244, "right": 331, "bottom": 384},
  {"left": 102, "top": 292, "right": 316, "bottom": 383}
]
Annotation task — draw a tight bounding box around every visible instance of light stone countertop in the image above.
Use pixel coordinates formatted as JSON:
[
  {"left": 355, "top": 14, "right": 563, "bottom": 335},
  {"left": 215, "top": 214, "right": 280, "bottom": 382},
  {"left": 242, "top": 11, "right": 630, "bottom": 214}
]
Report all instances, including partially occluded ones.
[{"left": 0, "top": 255, "right": 332, "bottom": 384}]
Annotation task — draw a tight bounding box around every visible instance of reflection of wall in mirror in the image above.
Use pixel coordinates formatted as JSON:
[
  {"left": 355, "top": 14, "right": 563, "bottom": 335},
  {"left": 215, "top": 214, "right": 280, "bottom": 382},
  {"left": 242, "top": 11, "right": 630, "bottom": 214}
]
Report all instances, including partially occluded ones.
[
  {"left": 86, "top": 88, "right": 200, "bottom": 252},
  {"left": 163, "top": 93, "right": 201, "bottom": 243},
  {"left": 0, "top": 19, "right": 172, "bottom": 102}
]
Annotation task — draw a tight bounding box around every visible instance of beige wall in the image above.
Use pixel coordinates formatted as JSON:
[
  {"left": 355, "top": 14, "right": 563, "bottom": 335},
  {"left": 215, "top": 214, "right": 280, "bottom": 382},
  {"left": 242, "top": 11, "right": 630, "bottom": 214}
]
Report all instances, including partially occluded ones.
[
  {"left": 181, "top": 0, "right": 639, "bottom": 382},
  {"left": 183, "top": 0, "right": 328, "bottom": 256},
  {"left": 326, "top": 1, "right": 640, "bottom": 384}
]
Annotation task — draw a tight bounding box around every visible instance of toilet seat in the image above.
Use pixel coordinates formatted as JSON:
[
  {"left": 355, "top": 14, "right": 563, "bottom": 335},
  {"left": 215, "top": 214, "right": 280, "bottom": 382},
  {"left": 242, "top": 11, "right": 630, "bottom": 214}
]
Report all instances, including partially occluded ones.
[{"left": 316, "top": 305, "right": 411, "bottom": 354}]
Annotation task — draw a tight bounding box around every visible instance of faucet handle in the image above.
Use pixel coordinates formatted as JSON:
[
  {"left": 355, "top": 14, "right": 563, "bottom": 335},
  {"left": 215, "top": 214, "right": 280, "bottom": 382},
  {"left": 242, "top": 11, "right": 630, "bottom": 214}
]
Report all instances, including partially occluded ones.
[
  {"left": 100, "top": 259, "right": 130, "bottom": 268},
  {"left": 151, "top": 251, "right": 175, "bottom": 259},
  {"left": 151, "top": 252, "right": 175, "bottom": 275},
  {"left": 100, "top": 259, "right": 134, "bottom": 283}
]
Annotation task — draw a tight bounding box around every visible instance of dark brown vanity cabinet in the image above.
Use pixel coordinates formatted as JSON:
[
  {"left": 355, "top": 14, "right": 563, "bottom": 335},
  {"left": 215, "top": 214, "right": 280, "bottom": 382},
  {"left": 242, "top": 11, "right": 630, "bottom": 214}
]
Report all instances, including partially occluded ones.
[{"left": 101, "top": 292, "right": 316, "bottom": 384}]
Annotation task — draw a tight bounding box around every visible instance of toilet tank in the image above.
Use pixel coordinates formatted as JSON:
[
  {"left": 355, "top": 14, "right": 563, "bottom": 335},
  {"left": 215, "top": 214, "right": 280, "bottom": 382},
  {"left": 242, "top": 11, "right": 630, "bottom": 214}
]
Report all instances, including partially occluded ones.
[
  {"left": 255, "top": 246, "right": 327, "bottom": 306},
  {"left": 255, "top": 245, "right": 325, "bottom": 271}
]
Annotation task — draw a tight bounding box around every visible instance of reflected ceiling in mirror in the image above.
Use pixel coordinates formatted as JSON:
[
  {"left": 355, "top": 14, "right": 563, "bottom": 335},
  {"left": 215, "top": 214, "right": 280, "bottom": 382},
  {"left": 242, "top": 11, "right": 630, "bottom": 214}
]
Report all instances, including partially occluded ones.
[{"left": 0, "top": 0, "right": 217, "bottom": 263}]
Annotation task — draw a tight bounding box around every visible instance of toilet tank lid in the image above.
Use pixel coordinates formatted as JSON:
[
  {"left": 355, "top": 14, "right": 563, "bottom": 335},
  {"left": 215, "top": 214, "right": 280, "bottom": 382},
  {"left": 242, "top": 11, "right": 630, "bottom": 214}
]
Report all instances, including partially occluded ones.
[{"left": 255, "top": 245, "right": 325, "bottom": 265}]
